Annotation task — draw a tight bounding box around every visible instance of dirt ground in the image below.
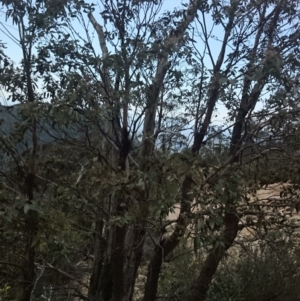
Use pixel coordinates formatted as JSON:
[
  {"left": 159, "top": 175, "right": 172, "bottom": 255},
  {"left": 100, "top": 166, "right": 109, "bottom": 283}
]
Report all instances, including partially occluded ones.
[{"left": 166, "top": 182, "right": 300, "bottom": 238}]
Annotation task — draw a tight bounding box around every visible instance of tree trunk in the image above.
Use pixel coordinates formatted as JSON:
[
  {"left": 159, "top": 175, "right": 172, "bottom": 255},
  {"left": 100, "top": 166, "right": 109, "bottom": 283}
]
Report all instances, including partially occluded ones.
[
  {"left": 20, "top": 224, "right": 37, "bottom": 301},
  {"left": 20, "top": 171, "right": 38, "bottom": 301},
  {"left": 189, "top": 211, "right": 239, "bottom": 301},
  {"left": 142, "top": 175, "right": 193, "bottom": 301},
  {"left": 88, "top": 219, "right": 105, "bottom": 300},
  {"left": 87, "top": 3, "right": 202, "bottom": 300},
  {"left": 116, "top": 225, "right": 148, "bottom": 301},
  {"left": 20, "top": 77, "right": 38, "bottom": 301},
  {"left": 187, "top": 5, "right": 278, "bottom": 299}
]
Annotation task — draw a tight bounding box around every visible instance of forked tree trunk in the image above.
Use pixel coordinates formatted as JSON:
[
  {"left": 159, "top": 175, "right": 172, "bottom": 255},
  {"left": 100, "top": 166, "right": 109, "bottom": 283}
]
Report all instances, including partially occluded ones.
[
  {"left": 87, "top": 2, "right": 201, "bottom": 301},
  {"left": 143, "top": 174, "right": 194, "bottom": 301},
  {"left": 188, "top": 4, "right": 280, "bottom": 301},
  {"left": 142, "top": 3, "right": 239, "bottom": 300}
]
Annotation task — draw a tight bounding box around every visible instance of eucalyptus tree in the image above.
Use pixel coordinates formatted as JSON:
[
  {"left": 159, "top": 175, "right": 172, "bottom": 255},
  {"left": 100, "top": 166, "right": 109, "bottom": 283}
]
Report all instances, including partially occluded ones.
[
  {"left": 0, "top": 1, "right": 48, "bottom": 299},
  {"left": 1, "top": 0, "right": 300, "bottom": 301}
]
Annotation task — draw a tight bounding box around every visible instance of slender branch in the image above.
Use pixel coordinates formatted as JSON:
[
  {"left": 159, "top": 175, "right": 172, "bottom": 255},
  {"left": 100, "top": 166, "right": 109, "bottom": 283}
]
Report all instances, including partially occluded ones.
[
  {"left": 42, "top": 262, "right": 89, "bottom": 289},
  {"left": 0, "top": 261, "right": 25, "bottom": 271}
]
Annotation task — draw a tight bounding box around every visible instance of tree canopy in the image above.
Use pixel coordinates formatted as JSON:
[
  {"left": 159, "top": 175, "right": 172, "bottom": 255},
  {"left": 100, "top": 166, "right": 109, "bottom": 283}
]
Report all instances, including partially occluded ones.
[{"left": 0, "top": 0, "right": 300, "bottom": 300}]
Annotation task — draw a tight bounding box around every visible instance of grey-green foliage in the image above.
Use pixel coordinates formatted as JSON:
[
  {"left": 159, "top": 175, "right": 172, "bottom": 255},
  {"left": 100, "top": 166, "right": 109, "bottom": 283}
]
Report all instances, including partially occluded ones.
[
  {"left": 1, "top": 0, "right": 300, "bottom": 300},
  {"left": 207, "top": 241, "right": 300, "bottom": 301},
  {"left": 158, "top": 234, "right": 300, "bottom": 301}
]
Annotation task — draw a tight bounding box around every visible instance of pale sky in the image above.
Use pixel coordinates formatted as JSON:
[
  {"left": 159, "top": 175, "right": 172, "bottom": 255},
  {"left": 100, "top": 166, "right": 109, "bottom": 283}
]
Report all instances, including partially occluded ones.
[{"left": 0, "top": 0, "right": 229, "bottom": 123}]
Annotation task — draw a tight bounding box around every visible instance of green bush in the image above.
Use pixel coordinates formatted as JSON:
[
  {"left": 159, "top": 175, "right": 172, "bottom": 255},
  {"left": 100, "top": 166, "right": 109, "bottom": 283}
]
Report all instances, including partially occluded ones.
[
  {"left": 158, "top": 235, "right": 300, "bottom": 301},
  {"left": 208, "top": 238, "right": 300, "bottom": 301}
]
